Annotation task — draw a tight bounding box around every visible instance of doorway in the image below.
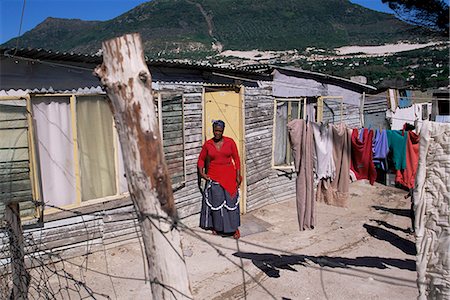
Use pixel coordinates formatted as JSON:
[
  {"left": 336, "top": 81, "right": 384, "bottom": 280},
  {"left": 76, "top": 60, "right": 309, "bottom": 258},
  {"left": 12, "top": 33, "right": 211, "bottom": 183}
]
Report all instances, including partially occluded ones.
[{"left": 203, "top": 87, "right": 246, "bottom": 214}]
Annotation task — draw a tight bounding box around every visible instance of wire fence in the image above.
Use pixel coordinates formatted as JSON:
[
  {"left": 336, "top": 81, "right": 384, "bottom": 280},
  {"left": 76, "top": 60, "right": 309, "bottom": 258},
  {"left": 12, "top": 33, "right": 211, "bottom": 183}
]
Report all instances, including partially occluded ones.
[
  {"left": 0, "top": 195, "right": 420, "bottom": 300},
  {"left": 0, "top": 201, "right": 147, "bottom": 299}
]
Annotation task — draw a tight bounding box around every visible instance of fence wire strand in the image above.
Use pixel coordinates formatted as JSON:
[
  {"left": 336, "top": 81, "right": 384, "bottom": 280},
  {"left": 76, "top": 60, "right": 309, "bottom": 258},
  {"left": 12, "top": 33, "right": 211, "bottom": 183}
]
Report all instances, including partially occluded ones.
[{"left": 0, "top": 195, "right": 419, "bottom": 299}]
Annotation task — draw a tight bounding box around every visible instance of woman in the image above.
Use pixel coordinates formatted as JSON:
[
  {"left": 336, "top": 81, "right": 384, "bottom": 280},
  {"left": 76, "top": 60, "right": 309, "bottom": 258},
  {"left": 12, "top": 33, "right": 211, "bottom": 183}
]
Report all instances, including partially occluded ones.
[{"left": 197, "top": 120, "right": 241, "bottom": 239}]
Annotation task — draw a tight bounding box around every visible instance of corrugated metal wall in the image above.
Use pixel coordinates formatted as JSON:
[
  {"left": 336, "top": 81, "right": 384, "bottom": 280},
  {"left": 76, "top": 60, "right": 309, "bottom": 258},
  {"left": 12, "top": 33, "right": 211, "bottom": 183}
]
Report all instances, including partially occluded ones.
[
  {"left": 363, "top": 93, "right": 389, "bottom": 129},
  {"left": 322, "top": 99, "right": 361, "bottom": 128}
]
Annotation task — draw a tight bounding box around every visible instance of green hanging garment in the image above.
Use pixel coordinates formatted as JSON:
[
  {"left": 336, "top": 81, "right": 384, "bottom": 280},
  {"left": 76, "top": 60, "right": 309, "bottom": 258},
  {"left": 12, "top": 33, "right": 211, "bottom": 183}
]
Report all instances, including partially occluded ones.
[{"left": 386, "top": 130, "right": 407, "bottom": 170}]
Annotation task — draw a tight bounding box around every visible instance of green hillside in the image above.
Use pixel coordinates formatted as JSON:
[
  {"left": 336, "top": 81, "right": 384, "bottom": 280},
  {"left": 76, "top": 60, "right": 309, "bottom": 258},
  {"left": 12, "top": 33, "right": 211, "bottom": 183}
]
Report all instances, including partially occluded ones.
[{"left": 3, "top": 0, "right": 431, "bottom": 56}]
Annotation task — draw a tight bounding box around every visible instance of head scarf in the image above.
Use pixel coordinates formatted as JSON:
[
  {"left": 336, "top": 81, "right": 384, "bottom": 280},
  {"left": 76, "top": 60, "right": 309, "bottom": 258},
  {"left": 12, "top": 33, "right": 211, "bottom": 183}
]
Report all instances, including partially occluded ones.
[{"left": 212, "top": 120, "right": 225, "bottom": 130}]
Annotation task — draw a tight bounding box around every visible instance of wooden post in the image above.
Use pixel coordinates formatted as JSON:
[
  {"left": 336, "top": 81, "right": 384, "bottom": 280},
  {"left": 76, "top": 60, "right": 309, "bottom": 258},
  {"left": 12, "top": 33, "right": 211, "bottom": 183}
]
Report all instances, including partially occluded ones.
[
  {"left": 360, "top": 92, "right": 366, "bottom": 127},
  {"left": 5, "top": 202, "right": 29, "bottom": 300},
  {"left": 94, "top": 33, "right": 192, "bottom": 300}
]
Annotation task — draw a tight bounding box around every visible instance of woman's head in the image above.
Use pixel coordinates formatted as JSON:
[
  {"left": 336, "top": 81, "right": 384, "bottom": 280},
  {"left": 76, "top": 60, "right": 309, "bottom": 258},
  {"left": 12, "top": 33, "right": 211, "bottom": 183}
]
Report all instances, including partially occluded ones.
[{"left": 212, "top": 120, "right": 225, "bottom": 140}]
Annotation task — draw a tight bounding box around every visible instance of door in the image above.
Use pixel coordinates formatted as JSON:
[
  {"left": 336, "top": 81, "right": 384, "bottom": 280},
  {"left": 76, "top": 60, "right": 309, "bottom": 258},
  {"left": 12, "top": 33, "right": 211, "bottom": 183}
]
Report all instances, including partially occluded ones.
[{"left": 204, "top": 87, "right": 246, "bottom": 214}]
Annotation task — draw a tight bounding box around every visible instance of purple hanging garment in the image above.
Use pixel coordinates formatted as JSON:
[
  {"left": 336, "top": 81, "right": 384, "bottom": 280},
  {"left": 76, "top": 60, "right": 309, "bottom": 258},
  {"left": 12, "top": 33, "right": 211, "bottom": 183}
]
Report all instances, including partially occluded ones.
[{"left": 372, "top": 129, "right": 389, "bottom": 170}]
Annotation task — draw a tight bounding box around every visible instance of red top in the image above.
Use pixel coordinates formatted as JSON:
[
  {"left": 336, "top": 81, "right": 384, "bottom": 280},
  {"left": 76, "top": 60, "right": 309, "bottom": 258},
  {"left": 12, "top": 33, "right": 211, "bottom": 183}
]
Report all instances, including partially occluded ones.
[
  {"left": 395, "top": 131, "right": 420, "bottom": 189},
  {"left": 350, "top": 128, "right": 377, "bottom": 185},
  {"left": 198, "top": 136, "right": 241, "bottom": 197}
]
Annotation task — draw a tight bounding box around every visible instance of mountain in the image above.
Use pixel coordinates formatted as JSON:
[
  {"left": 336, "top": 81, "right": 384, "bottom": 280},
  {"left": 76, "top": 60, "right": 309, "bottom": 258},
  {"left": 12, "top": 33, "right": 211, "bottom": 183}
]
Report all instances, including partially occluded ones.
[{"left": 3, "top": 0, "right": 433, "bottom": 57}]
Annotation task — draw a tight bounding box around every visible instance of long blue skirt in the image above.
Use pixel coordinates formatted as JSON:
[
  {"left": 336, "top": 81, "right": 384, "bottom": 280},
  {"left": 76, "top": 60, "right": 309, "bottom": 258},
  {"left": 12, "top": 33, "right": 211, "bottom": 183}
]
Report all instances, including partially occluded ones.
[{"left": 200, "top": 181, "right": 240, "bottom": 233}]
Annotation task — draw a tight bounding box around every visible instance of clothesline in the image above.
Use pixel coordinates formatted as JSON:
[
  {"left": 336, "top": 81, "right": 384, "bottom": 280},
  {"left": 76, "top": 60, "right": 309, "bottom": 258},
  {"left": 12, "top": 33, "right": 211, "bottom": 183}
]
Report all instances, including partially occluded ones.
[
  {"left": 364, "top": 94, "right": 450, "bottom": 101},
  {"left": 287, "top": 118, "right": 422, "bottom": 233}
]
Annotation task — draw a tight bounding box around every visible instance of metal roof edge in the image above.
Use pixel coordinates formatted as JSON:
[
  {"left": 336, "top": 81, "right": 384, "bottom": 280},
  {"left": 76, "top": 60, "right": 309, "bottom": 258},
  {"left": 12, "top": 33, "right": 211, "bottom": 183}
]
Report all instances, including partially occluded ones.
[
  {"left": 271, "top": 65, "right": 378, "bottom": 93},
  {"left": 0, "top": 47, "right": 270, "bottom": 79}
]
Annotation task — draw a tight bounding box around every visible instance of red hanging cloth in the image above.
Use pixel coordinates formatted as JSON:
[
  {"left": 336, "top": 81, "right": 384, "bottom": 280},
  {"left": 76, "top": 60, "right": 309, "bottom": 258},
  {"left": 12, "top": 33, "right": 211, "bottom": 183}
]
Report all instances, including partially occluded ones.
[{"left": 350, "top": 128, "right": 377, "bottom": 185}]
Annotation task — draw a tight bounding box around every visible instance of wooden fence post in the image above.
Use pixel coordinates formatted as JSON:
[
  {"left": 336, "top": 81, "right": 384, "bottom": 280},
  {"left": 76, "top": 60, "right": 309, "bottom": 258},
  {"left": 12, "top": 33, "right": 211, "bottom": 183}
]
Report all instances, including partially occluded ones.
[
  {"left": 94, "top": 33, "right": 192, "bottom": 300},
  {"left": 5, "top": 202, "right": 29, "bottom": 300}
]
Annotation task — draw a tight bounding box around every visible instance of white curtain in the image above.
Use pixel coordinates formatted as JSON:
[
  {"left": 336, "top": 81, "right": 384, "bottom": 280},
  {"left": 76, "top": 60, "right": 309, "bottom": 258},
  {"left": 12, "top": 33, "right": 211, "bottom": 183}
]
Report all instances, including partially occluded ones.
[
  {"left": 77, "top": 96, "right": 116, "bottom": 201},
  {"left": 116, "top": 132, "right": 128, "bottom": 194},
  {"left": 33, "top": 97, "right": 76, "bottom": 207}
]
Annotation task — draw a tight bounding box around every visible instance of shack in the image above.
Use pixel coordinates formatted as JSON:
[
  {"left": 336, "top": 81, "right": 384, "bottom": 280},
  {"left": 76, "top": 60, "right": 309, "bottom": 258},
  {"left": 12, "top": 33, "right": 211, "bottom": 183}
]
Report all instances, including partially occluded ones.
[{"left": 0, "top": 47, "right": 376, "bottom": 258}]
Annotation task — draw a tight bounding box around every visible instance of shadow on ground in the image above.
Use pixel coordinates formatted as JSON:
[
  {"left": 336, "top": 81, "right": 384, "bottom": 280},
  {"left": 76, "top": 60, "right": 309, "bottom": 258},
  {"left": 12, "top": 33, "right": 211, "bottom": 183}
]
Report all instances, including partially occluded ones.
[
  {"left": 233, "top": 252, "right": 415, "bottom": 278},
  {"left": 370, "top": 219, "right": 412, "bottom": 234},
  {"left": 372, "top": 205, "right": 411, "bottom": 217},
  {"left": 363, "top": 224, "right": 416, "bottom": 256}
]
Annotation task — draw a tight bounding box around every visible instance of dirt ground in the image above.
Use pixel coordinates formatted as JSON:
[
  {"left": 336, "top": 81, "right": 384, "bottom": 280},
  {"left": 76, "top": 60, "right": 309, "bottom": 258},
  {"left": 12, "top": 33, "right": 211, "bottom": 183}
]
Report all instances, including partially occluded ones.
[{"left": 31, "top": 180, "right": 418, "bottom": 299}]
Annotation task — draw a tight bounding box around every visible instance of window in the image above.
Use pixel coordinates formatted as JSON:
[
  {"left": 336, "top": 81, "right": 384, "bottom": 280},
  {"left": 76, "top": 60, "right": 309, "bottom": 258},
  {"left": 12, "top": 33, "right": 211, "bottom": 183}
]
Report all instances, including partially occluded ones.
[
  {"left": 0, "top": 98, "right": 41, "bottom": 222},
  {"left": 29, "top": 91, "right": 186, "bottom": 211},
  {"left": 437, "top": 98, "right": 449, "bottom": 115},
  {"left": 76, "top": 96, "right": 117, "bottom": 201},
  {"left": 32, "top": 94, "right": 128, "bottom": 211},
  {"left": 272, "top": 98, "right": 305, "bottom": 168},
  {"left": 155, "top": 93, "right": 186, "bottom": 189}
]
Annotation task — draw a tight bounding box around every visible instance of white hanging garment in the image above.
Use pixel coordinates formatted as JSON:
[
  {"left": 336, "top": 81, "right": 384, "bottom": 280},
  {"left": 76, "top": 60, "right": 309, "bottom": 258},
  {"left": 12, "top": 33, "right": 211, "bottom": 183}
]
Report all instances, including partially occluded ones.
[{"left": 311, "top": 122, "right": 335, "bottom": 180}]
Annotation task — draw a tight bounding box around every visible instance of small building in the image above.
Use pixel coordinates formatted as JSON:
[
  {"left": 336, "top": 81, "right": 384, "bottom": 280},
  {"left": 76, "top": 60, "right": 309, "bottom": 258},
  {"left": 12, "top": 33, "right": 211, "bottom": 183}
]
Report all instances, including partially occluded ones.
[
  {"left": 431, "top": 88, "right": 450, "bottom": 123},
  {"left": 0, "top": 47, "right": 376, "bottom": 258}
]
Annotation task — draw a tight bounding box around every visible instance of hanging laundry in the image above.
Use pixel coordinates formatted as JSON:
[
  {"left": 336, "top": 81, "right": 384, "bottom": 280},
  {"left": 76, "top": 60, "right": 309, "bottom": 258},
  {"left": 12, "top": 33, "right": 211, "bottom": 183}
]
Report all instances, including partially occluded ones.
[
  {"left": 395, "top": 131, "right": 420, "bottom": 189},
  {"left": 398, "top": 90, "right": 413, "bottom": 109},
  {"left": 372, "top": 129, "right": 389, "bottom": 170},
  {"left": 311, "top": 122, "right": 335, "bottom": 180},
  {"left": 287, "top": 119, "right": 315, "bottom": 231},
  {"left": 350, "top": 128, "right": 377, "bottom": 185},
  {"left": 386, "top": 130, "right": 407, "bottom": 170},
  {"left": 316, "top": 123, "right": 351, "bottom": 207},
  {"left": 358, "top": 127, "right": 365, "bottom": 142},
  {"left": 414, "top": 121, "right": 450, "bottom": 299}
]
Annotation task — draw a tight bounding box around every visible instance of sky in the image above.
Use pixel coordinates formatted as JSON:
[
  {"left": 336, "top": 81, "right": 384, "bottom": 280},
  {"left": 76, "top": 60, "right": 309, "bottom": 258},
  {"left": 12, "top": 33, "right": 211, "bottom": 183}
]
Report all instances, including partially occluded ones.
[{"left": 0, "top": 0, "right": 395, "bottom": 45}]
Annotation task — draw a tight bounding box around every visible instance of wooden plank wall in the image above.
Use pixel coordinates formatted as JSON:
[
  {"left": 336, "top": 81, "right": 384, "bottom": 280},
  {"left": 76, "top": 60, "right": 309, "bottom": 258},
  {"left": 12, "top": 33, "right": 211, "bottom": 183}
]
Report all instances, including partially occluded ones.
[
  {"left": 160, "top": 84, "right": 204, "bottom": 218},
  {"left": 0, "top": 103, "right": 35, "bottom": 220},
  {"left": 0, "top": 197, "right": 139, "bottom": 264},
  {"left": 364, "top": 94, "right": 389, "bottom": 129},
  {"left": 161, "top": 94, "right": 186, "bottom": 188},
  {"left": 0, "top": 84, "right": 204, "bottom": 263},
  {"left": 322, "top": 100, "right": 361, "bottom": 128},
  {"left": 0, "top": 83, "right": 298, "bottom": 263},
  {"left": 244, "top": 86, "right": 296, "bottom": 212}
]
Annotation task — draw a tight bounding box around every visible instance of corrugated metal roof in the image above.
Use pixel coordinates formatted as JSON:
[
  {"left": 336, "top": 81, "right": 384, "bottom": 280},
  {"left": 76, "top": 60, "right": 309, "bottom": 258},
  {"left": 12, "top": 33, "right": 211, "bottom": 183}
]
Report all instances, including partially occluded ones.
[
  {"left": 1, "top": 48, "right": 102, "bottom": 64},
  {"left": 0, "top": 47, "right": 269, "bottom": 78},
  {"left": 237, "top": 64, "right": 271, "bottom": 73},
  {"left": 0, "top": 86, "right": 104, "bottom": 97},
  {"left": 238, "top": 64, "right": 378, "bottom": 90},
  {"left": 271, "top": 65, "right": 377, "bottom": 93}
]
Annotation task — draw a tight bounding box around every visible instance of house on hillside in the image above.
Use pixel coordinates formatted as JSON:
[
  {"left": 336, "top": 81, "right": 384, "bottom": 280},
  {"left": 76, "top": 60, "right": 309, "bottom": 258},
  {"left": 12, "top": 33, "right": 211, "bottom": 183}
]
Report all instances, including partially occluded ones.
[{"left": 0, "top": 47, "right": 376, "bottom": 258}]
